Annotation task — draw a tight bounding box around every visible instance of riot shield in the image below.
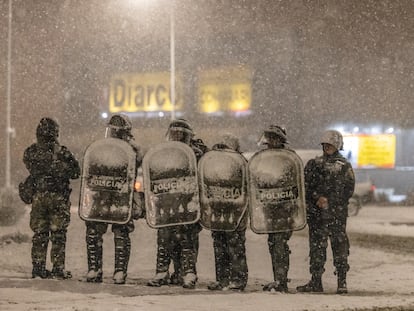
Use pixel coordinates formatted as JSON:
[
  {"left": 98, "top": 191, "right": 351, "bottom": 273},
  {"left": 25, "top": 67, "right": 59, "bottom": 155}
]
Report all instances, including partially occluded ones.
[
  {"left": 247, "top": 149, "right": 306, "bottom": 233},
  {"left": 143, "top": 141, "right": 200, "bottom": 228},
  {"left": 198, "top": 150, "right": 248, "bottom": 231},
  {"left": 79, "top": 138, "right": 136, "bottom": 224}
]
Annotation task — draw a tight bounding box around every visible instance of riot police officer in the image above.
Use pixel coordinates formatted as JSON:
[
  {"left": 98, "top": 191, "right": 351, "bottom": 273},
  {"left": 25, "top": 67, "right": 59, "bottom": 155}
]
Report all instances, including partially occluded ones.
[
  {"left": 259, "top": 125, "right": 295, "bottom": 292},
  {"left": 206, "top": 134, "right": 249, "bottom": 291},
  {"left": 147, "top": 119, "right": 205, "bottom": 289},
  {"left": 85, "top": 114, "right": 143, "bottom": 284},
  {"left": 23, "top": 117, "right": 80, "bottom": 279},
  {"left": 296, "top": 130, "right": 355, "bottom": 294}
]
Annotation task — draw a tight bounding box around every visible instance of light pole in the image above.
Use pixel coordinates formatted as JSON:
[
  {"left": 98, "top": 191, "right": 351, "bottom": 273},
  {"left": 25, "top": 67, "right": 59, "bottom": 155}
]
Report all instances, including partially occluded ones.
[
  {"left": 0, "top": 0, "right": 22, "bottom": 226},
  {"left": 169, "top": 0, "right": 176, "bottom": 120},
  {"left": 123, "top": 0, "right": 176, "bottom": 120},
  {"left": 5, "top": 0, "right": 13, "bottom": 188}
]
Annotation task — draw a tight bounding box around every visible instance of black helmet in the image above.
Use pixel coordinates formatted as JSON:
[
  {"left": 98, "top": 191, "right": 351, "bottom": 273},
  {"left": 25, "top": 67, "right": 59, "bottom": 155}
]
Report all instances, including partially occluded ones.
[
  {"left": 106, "top": 114, "right": 132, "bottom": 139},
  {"left": 258, "top": 125, "right": 288, "bottom": 147},
  {"left": 216, "top": 133, "right": 240, "bottom": 152},
  {"left": 166, "top": 118, "right": 194, "bottom": 144},
  {"left": 36, "top": 117, "right": 59, "bottom": 142}
]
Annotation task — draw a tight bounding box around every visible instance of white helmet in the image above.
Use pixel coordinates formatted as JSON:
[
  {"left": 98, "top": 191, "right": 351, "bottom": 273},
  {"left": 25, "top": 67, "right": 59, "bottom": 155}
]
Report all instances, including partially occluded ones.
[{"left": 320, "top": 130, "right": 343, "bottom": 150}]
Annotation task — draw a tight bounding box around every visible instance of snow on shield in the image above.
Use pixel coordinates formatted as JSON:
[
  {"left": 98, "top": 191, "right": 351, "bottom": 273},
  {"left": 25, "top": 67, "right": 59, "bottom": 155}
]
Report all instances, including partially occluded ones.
[
  {"left": 198, "top": 150, "right": 248, "bottom": 231},
  {"left": 79, "top": 138, "right": 137, "bottom": 224},
  {"left": 247, "top": 149, "right": 306, "bottom": 233},
  {"left": 143, "top": 141, "right": 200, "bottom": 228}
]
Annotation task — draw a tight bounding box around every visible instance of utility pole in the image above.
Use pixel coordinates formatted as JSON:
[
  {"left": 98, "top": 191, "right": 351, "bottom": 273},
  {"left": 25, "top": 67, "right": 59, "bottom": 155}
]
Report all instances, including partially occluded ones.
[{"left": 5, "top": 0, "right": 13, "bottom": 188}]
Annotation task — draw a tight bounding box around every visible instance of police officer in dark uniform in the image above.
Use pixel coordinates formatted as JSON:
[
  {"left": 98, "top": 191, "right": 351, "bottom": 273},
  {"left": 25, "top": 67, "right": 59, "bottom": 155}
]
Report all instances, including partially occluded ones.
[
  {"left": 296, "top": 130, "right": 355, "bottom": 294},
  {"left": 207, "top": 133, "right": 249, "bottom": 291},
  {"left": 147, "top": 119, "right": 205, "bottom": 289},
  {"left": 258, "top": 125, "right": 295, "bottom": 292},
  {"left": 85, "top": 114, "right": 143, "bottom": 284},
  {"left": 23, "top": 117, "right": 80, "bottom": 279}
]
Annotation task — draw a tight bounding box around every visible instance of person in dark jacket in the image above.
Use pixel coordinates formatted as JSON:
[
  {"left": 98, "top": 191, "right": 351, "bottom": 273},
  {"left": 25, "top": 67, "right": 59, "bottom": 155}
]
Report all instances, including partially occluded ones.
[
  {"left": 84, "top": 114, "right": 143, "bottom": 285},
  {"left": 297, "top": 130, "right": 355, "bottom": 294},
  {"left": 207, "top": 133, "right": 249, "bottom": 291},
  {"left": 258, "top": 125, "right": 296, "bottom": 293},
  {"left": 147, "top": 119, "right": 205, "bottom": 289},
  {"left": 23, "top": 117, "right": 80, "bottom": 279}
]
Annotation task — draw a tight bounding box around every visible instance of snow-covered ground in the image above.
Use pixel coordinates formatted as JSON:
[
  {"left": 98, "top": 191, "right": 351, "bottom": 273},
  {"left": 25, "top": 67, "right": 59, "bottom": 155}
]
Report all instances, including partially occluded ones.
[{"left": 1, "top": 204, "right": 414, "bottom": 311}]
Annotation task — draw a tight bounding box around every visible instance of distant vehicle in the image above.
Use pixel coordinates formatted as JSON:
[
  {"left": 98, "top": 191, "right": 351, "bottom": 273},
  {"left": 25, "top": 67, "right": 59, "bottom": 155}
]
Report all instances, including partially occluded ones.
[{"left": 243, "top": 150, "right": 375, "bottom": 216}]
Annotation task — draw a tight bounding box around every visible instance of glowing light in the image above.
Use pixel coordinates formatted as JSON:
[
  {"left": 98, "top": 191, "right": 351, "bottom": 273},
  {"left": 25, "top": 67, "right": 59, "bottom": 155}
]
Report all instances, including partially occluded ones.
[
  {"left": 334, "top": 126, "right": 345, "bottom": 133},
  {"left": 101, "top": 112, "right": 108, "bottom": 119},
  {"left": 371, "top": 127, "right": 381, "bottom": 134},
  {"left": 134, "top": 181, "right": 142, "bottom": 192}
]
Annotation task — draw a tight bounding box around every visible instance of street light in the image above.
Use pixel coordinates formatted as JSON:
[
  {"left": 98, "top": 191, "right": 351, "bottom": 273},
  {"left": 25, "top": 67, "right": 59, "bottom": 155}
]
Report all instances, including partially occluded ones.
[
  {"left": 169, "top": 0, "right": 176, "bottom": 120},
  {"left": 5, "top": 0, "right": 13, "bottom": 188},
  {"left": 0, "top": 0, "right": 23, "bottom": 226},
  {"left": 127, "top": 0, "right": 176, "bottom": 120}
]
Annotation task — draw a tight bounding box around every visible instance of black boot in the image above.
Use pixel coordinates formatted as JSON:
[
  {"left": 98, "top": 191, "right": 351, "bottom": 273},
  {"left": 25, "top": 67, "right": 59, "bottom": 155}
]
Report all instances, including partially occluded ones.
[
  {"left": 86, "top": 269, "right": 103, "bottom": 283},
  {"left": 263, "top": 280, "right": 288, "bottom": 293},
  {"left": 337, "top": 272, "right": 348, "bottom": 294},
  {"left": 32, "top": 262, "right": 50, "bottom": 279},
  {"left": 86, "top": 231, "right": 103, "bottom": 283},
  {"left": 113, "top": 233, "right": 130, "bottom": 285},
  {"left": 51, "top": 267, "right": 72, "bottom": 280},
  {"left": 296, "top": 275, "right": 323, "bottom": 293},
  {"left": 147, "top": 272, "right": 170, "bottom": 287}
]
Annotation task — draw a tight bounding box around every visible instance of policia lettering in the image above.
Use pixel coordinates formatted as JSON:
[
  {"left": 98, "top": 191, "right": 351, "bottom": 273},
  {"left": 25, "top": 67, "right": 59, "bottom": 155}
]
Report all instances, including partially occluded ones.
[
  {"left": 258, "top": 187, "right": 298, "bottom": 203},
  {"left": 152, "top": 177, "right": 197, "bottom": 194},
  {"left": 206, "top": 186, "right": 242, "bottom": 200},
  {"left": 87, "top": 175, "right": 126, "bottom": 191}
]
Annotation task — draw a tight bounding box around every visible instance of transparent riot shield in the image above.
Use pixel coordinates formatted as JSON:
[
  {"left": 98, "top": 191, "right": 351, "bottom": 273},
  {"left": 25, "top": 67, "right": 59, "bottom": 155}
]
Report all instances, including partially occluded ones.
[
  {"left": 143, "top": 141, "right": 200, "bottom": 228},
  {"left": 79, "top": 138, "right": 136, "bottom": 224},
  {"left": 198, "top": 150, "right": 248, "bottom": 231},
  {"left": 247, "top": 149, "right": 306, "bottom": 233}
]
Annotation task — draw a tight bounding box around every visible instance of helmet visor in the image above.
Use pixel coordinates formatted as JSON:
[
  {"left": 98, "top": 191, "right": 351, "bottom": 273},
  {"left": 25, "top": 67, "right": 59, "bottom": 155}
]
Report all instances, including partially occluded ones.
[
  {"left": 105, "top": 125, "right": 131, "bottom": 139},
  {"left": 166, "top": 126, "right": 193, "bottom": 144},
  {"left": 258, "top": 131, "right": 282, "bottom": 146}
]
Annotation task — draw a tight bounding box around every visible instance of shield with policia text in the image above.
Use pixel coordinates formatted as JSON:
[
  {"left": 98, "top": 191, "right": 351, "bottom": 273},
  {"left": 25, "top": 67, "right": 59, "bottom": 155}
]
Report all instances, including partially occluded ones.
[
  {"left": 198, "top": 150, "right": 248, "bottom": 231},
  {"left": 143, "top": 141, "right": 200, "bottom": 228},
  {"left": 247, "top": 148, "right": 306, "bottom": 233},
  {"left": 79, "top": 138, "right": 136, "bottom": 224}
]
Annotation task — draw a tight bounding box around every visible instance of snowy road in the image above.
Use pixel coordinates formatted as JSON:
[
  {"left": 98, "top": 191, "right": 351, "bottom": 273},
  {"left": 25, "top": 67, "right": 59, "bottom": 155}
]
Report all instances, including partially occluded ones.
[{"left": 1, "top": 205, "right": 414, "bottom": 310}]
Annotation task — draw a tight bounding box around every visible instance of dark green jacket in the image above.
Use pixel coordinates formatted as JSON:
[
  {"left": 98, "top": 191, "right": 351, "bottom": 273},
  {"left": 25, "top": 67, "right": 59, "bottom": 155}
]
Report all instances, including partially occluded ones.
[
  {"left": 23, "top": 141, "right": 80, "bottom": 195},
  {"left": 304, "top": 151, "right": 355, "bottom": 220}
]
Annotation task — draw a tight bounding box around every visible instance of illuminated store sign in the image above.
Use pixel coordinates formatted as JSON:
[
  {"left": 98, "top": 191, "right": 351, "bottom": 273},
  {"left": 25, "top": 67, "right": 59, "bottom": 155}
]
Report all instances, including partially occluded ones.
[
  {"left": 109, "top": 72, "right": 183, "bottom": 113},
  {"left": 342, "top": 134, "right": 396, "bottom": 169},
  {"left": 197, "top": 66, "right": 251, "bottom": 114}
]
